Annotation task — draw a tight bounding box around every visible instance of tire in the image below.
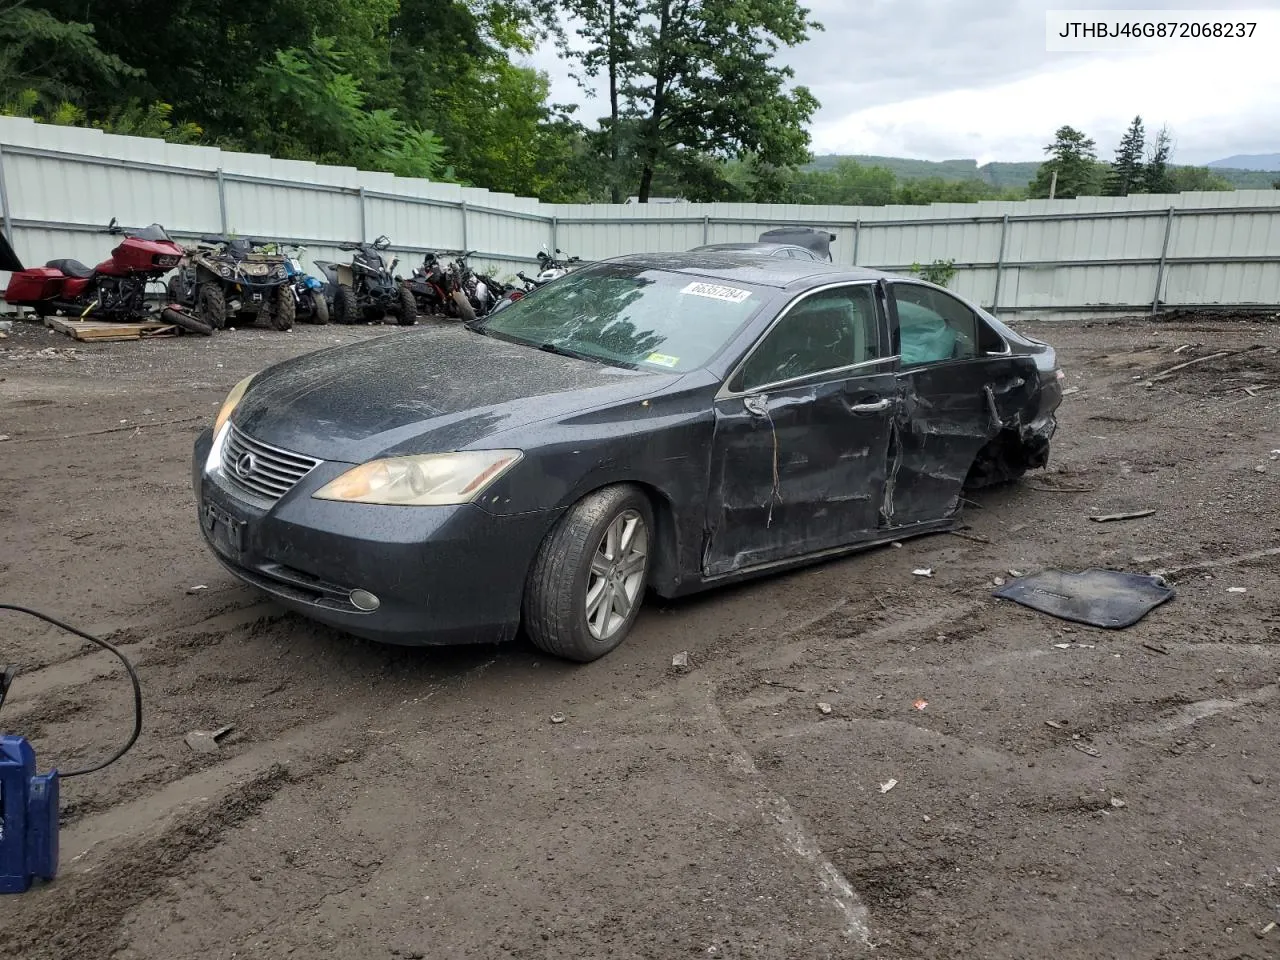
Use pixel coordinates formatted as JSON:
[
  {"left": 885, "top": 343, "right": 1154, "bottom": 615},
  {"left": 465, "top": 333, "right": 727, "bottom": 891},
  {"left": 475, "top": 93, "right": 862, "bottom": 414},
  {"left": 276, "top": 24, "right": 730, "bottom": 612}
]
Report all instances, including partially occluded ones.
[
  {"left": 450, "top": 289, "right": 476, "bottom": 322},
  {"left": 162, "top": 306, "right": 213, "bottom": 336},
  {"left": 396, "top": 284, "right": 418, "bottom": 326},
  {"left": 309, "top": 291, "right": 329, "bottom": 325},
  {"left": 333, "top": 284, "right": 357, "bottom": 325},
  {"left": 523, "top": 485, "right": 654, "bottom": 662},
  {"left": 270, "top": 287, "right": 295, "bottom": 331},
  {"left": 196, "top": 284, "right": 226, "bottom": 330}
]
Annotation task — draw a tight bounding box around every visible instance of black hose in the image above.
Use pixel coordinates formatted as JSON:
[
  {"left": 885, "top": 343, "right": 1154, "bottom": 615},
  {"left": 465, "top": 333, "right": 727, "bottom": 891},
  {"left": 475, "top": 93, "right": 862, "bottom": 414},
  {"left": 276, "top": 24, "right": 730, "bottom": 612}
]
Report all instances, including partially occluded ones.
[{"left": 0, "top": 603, "right": 143, "bottom": 779}]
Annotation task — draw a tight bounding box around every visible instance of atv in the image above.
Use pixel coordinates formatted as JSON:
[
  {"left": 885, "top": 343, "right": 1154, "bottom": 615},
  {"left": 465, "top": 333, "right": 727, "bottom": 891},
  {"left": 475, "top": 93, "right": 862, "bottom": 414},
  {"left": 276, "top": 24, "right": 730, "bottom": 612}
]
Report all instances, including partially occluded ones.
[
  {"left": 314, "top": 235, "right": 416, "bottom": 325},
  {"left": 260, "top": 242, "right": 329, "bottom": 325},
  {"left": 168, "top": 236, "right": 294, "bottom": 331}
]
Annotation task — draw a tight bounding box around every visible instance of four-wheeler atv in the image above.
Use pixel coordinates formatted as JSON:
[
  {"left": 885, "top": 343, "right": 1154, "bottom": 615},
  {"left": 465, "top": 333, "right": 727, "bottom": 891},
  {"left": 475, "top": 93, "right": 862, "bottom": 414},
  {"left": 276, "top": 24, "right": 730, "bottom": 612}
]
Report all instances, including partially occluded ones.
[
  {"left": 315, "top": 235, "right": 416, "bottom": 325},
  {"left": 2, "top": 218, "right": 211, "bottom": 335},
  {"left": 168, "top": 236, "right": 294, "bottom": 331}
]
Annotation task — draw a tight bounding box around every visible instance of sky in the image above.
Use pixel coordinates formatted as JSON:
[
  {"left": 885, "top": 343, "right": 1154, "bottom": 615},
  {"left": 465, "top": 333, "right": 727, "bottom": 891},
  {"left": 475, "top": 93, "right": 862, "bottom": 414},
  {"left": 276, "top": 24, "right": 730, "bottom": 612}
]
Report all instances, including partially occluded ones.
[{"left": 525, "top": 0, "right": 1280, "bottom": 166}]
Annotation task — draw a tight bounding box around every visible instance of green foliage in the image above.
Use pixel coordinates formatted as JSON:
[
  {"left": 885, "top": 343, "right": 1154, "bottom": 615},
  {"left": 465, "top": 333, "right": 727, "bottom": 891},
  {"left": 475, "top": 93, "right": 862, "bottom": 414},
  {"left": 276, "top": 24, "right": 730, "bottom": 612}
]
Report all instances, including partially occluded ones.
[
  {"left": 1030, "top": 126, "right": 1103, "bottom": 199},
  {"left": 1142, "top": 126, "right": 1173, "bottom": 194},
  {"left": 1170, "top": 165, "right": 1234, "bottom": 192},
  {"left": 1104, "top": 115, "right": 1145, "bottom": 196},
  {"left": 911, "top": 259, "right": 957, "bottom": 287}
]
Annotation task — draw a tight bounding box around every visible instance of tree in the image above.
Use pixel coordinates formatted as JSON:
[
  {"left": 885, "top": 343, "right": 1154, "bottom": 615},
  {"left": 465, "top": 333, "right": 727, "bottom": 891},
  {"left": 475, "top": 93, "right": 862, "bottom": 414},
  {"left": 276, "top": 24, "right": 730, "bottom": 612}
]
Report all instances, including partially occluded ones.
[
  {"left": 1170, "top": 165, "right": 1233, "bottom": 192},
  {"left": 1030, "top": 126, "right": 1103, "bottom": 199},
  {"left": 563, "top": 0, "right": 820, "bottom": 202},
  {"left": 0, "top": 0, "right": 138, "bottom": 109},
  {"left": 1142, "top": 125, "right": 1174, "bottom": 194},
  {"left": 1104, "top": 115, "right": 1145, "bottom": 196}
]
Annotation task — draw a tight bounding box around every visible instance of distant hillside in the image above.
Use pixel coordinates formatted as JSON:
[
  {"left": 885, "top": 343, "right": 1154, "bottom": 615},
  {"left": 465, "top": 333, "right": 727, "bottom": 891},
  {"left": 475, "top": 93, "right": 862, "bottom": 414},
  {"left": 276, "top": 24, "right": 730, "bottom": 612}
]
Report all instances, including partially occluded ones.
[
  {"left": 806, "top": 154, "right": 1278, "bottom": 190},
  {"left": 1208, "top": 154, "right": 1280, "bottom": 172}
]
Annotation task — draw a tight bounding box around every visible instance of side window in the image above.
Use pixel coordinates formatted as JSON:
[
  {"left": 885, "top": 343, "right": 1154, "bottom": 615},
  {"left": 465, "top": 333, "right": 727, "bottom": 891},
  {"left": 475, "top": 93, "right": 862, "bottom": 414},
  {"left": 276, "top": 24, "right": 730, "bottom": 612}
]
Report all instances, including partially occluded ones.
[
  {"left": 739, "top": 285, "right": 880, "bottom": 391},
  {"left": 892, "top": 284, "right": 981, "bottom": 366}
]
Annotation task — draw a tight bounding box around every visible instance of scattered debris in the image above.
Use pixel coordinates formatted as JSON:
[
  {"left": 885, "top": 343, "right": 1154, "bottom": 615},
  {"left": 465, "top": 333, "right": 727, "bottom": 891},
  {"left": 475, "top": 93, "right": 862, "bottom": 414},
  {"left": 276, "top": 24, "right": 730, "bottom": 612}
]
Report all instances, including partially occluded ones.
[
  {"left": 1090, "top": 509, "right": 1156, "bottom": 523},
  {"left": 1109, "top": 797, "right": 1126, "bottom": 808},
  {"left": 1172, "top": 343, "right": 1193, "bottom": 354},
  {"left": 45, "top": 316, "right": 179, "bottom": 342},
  {"left": 1259, "top": 921, "right": 1276, "bottom": 938},
  {"left": 0, "top": 434, "right": 9, "bottom": 442},
  {"left": 671, "top": 651, "right": 690, "bottom": 668},
  {"left": 1254, "top": 465, "right": 1267, "bottom": 474},
  {"left": 1072, "top": 743, "right": 1101, "bottom": 759},
  {"left": 947, "top": 529, "right": 991, "bottom": 545},
  {"left": 184, "top": 724, "right": 234, "bottom": 755},
  {"left": 1149, "top": 349, "right": 1234, "bottom": 382},
  {"left": 890, "top": 541, "right": 903, "bottom": 549},
  {"left": 921, "top": 814, "right": 931, "bottom": 823},
  {"left": 992, "top": 576, "right": 1006, "bottom": 586},
  {"left": 912, "top": 699, "right": 928, "bottom": 711},
  {"left": 879, "top": 779, "right": 898, "bottom": 794},
  {"left": 1007, "top": 569, "right": 1025, "bottom": 578},
  {"left": 994, "top": 569, "right": 1174, "bottom": 629},
  {"left": 1053, "top": 643, "right": 1071, "bottom": 649},
  {"left": 1227, "top": 587, "right": 1247, "bottom": 594},
  {"left": 1045, "top": 720, "right": 1064, "bottom": 730},
  {"left": 1250, "top": 774, "right": 1265, "bottom": 785},
  {"left": 817, "top": 702, "right": 833, "bottom": 715},
  {"left": 912, "top": 568, "right": 934, "bottom": 578},
  {"left": 186, "top": 584, "right": 208, "bottom": 594},
  {"left": 1061, "top": 386, "right": 1080, "bottom": 396},
  {"left": 1141, "top": 642, "right": 1170, "bottom": 656},
  {"left": 550, "top": 713, "right": 566, "bottom": 724}
]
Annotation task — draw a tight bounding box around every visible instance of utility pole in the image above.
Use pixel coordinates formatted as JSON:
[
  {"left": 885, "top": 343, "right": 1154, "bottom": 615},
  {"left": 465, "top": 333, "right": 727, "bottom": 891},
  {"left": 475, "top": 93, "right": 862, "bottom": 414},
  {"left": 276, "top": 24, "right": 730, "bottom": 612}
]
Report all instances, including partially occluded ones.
[{"left": 1048, "top": 169, "right": 1058, "bottom": 200}]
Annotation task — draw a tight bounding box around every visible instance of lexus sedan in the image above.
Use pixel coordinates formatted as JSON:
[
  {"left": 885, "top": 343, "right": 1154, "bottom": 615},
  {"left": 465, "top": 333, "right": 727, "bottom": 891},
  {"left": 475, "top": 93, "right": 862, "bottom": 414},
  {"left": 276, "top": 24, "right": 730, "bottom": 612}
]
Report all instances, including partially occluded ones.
[{"left": 193, "top": 253, "right": 1062, "bottom": 662}]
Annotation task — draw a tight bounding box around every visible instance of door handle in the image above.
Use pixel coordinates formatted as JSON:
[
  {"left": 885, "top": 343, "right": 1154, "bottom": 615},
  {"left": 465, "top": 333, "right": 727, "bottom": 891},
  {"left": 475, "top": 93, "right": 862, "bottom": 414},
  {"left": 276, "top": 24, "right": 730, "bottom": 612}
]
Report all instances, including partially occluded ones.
[{"left": 849, "top": 398, "right": 892, "bottom": 414}]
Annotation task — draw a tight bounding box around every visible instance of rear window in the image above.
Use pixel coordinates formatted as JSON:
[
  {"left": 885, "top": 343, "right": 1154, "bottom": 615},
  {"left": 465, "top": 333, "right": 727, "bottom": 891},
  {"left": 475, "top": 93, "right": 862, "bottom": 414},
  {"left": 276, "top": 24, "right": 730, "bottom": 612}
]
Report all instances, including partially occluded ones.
[{"left": 479, "top": 264, "right": 766, "bottom": 372}]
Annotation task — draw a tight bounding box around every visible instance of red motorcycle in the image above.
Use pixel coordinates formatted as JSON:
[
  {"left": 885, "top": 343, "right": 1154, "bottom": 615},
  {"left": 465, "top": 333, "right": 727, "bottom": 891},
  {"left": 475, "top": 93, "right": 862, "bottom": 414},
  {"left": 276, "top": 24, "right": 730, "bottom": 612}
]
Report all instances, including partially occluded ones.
[{"left": 3, "top": 219, "right": 211, "bottom": 334}]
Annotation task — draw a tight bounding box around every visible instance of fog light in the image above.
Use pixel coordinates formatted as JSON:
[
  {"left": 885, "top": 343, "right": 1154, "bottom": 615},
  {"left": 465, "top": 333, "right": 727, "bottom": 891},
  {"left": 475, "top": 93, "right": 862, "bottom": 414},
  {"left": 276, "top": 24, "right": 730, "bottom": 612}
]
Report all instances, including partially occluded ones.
[{"left": 349, "top": 589, "right": 380, "bottom": 612}]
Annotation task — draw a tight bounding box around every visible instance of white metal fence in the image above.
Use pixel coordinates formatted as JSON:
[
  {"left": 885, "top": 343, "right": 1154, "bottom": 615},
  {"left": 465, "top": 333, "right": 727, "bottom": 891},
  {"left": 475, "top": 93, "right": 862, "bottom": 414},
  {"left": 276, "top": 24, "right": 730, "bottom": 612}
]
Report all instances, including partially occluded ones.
[{"left": 3, "top": 115, "right": 1279, "bottom": 321}]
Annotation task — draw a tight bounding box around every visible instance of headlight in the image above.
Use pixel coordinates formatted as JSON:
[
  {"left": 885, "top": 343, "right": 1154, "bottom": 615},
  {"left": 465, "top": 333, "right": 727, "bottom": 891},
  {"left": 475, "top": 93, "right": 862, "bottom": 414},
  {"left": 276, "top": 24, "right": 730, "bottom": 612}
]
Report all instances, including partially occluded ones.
[
  {"left": 218, "top": 265, "right": 231, "bottom": 277},
  {"left": 214, "top": 374, "right": 255, "bottom": 435},
  {"left": 313, "top": 450, "right": 522, "bottom": 506}
]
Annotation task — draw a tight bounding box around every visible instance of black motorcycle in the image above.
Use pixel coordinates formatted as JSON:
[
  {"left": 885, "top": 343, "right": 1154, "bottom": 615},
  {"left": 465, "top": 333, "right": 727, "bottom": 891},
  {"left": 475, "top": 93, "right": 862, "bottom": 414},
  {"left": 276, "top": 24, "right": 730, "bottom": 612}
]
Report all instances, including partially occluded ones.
[{"left": 314, "top": 235, "right": 416, "bottom": 325}]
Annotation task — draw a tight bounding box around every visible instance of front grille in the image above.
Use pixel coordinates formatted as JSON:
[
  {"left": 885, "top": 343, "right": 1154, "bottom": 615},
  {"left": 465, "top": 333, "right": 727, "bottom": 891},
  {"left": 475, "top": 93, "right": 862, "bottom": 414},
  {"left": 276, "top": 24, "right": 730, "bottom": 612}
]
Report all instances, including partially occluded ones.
[{"left": 221, "top": 424, "right": 320, "bottom": 503}]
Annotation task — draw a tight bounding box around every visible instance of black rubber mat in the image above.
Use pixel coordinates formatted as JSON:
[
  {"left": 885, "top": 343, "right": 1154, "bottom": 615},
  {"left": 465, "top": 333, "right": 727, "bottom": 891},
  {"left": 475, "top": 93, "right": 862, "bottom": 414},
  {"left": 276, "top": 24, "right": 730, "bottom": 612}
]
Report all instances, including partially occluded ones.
[{"left": 994, "top": 569, "right": 1175, "bottom": 629}]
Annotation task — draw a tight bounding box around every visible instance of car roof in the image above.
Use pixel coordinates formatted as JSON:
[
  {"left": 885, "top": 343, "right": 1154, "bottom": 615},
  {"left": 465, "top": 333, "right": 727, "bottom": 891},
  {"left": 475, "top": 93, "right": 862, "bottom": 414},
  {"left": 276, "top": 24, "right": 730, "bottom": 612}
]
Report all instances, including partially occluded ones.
[
  {"left": 598, "top": 251, "right": 890, "bottom": 289},
  {"left": 691, "top": 242, "right": 809, "bottom": 254}
]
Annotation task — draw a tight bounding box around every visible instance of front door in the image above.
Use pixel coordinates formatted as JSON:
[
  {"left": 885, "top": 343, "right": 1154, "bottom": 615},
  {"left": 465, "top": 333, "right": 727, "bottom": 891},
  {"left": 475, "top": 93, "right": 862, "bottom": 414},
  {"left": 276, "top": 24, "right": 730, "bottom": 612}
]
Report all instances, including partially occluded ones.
[{"left": 703, "top": 283, "right": 896, "bottom": 577}]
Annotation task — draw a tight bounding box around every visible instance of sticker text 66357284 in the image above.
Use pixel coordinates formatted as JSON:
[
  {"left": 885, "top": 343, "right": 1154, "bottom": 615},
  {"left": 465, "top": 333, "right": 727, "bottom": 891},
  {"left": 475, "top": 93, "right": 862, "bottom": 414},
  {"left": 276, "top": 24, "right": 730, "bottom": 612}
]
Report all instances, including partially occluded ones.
[{"left": 680, "top": 281, "right": 753, "bottom": 304}]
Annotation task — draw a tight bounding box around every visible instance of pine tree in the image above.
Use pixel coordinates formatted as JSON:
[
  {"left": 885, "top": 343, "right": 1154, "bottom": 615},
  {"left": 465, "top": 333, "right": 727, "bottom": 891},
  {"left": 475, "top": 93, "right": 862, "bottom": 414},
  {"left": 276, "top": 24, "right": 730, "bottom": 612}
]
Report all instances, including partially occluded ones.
[
  {"left": 1104, "top": 115, "right": 1145, "bottom": 196},
  {"left": 1030, "top": 126, "right": 1102, "bottom": 199},
  {"left": 1142, "top": 126, "right": 1174, "bottom": 194}
]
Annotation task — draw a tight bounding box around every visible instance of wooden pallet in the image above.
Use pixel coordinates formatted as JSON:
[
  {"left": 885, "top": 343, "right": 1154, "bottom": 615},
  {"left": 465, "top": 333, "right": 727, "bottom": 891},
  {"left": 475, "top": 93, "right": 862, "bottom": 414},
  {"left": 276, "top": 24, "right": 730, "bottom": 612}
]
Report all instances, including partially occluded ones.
[{"left": 44, "top": 316, "right": 179, "bottom": 342}]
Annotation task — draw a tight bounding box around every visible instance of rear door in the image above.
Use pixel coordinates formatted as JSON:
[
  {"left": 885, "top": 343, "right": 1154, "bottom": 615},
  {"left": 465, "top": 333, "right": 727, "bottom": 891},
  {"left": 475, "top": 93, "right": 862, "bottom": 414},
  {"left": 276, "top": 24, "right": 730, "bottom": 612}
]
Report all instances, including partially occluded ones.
[
  {"left": 886, "top": 281, "right": 1038, "bottom": 526},
  {"left": 703, "top": 283, "right": 897, "bottom": 576}
]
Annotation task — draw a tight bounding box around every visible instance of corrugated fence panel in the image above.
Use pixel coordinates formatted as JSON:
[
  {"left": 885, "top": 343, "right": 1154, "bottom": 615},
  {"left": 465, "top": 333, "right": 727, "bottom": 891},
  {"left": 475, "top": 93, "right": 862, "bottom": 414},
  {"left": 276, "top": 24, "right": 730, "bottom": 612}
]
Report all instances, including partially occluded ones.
[{"left": 3, "top": 116, "right": 1280, "bottom": 318}]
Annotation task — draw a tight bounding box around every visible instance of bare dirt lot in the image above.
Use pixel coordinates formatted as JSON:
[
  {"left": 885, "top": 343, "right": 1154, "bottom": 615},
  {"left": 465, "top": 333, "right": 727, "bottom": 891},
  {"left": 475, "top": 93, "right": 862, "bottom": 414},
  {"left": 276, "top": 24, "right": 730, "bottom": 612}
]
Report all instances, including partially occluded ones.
[{"left": 1, "top": 312, "right": 1279, "bottom": 960}]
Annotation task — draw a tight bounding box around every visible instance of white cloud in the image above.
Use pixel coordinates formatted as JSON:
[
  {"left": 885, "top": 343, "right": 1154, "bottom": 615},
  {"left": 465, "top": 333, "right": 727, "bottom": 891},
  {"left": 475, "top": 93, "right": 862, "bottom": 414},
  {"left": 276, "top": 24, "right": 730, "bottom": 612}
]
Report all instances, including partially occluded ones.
[{"left": 528, "top": 0, "right": 1280, "bottom": 165}]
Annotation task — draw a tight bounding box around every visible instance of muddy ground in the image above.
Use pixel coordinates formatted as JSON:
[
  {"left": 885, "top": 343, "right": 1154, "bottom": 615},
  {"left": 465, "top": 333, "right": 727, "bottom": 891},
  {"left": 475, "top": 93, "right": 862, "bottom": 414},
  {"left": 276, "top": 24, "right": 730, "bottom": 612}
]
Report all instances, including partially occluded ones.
[{"left": 1, "top": 312, "right": 1278, "bottom": 960}]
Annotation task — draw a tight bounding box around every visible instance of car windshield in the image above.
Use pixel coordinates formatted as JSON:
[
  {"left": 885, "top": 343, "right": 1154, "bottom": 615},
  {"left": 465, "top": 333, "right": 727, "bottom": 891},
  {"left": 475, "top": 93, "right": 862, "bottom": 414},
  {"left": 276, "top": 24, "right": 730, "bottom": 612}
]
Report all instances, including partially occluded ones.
[{"left": 479, "top": 263, "right": 767, "bottom": 371}]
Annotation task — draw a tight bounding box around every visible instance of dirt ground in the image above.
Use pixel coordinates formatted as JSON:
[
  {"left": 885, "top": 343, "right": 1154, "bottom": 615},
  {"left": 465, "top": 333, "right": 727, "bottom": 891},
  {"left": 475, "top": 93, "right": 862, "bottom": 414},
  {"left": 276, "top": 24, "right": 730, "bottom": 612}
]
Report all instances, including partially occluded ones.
[{"left": 1, "top": 311, "right": 1278, "bottom": 960}]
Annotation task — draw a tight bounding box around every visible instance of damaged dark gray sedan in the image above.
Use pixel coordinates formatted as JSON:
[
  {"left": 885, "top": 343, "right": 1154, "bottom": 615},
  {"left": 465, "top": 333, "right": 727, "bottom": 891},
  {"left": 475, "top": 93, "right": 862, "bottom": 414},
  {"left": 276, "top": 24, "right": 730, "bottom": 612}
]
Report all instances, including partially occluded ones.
[{"left": 192, "top": 253, "right": 1062, "bottom": 661}]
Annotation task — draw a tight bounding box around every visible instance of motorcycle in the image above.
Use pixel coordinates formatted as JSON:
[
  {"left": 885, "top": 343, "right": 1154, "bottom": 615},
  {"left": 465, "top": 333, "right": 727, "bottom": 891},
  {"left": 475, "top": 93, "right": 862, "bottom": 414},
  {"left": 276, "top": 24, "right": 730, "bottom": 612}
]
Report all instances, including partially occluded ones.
[
  {"left": 405, "top": 251, "right": 449, "bottom": 317},
  {"left": 532, "top": 247, "right": 581, "bottom": 284},
  {"left": 168, "top": 235, "right": 294, "bottom": 331},
  {"left": 405, "top": 249, "right": 489, "bottom": 321},
  {"left": 3, "top": 218, "right": 212, "bottom": 335},
  {"left": 314, "top": 235, "right": 416, "bottom": 325}
]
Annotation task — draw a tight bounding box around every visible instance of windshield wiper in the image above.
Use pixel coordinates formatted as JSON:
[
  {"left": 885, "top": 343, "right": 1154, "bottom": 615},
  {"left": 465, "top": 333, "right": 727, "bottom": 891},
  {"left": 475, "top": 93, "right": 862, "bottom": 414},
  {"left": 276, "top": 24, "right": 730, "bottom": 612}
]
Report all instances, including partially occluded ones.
[{"left": 538, "top": 342, "right": 636, "bottom": 370}]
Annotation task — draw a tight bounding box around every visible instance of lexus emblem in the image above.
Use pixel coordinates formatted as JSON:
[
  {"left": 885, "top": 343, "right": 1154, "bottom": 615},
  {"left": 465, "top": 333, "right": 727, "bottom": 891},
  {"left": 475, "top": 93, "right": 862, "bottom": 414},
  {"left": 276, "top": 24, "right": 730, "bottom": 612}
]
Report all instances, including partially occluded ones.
[{"left": 234, "top": 452, "right": 256, "bottom": 480}]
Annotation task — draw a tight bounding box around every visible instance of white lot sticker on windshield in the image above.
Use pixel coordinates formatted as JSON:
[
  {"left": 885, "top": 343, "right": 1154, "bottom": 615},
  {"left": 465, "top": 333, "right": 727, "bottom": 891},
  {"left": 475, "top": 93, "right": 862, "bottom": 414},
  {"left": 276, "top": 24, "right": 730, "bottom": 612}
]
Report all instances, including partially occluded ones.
[
  {"left": 681, "top": 281, "right": 752, "bottom": 304},
  {"left": 645, "top": 352, "right": 680, "bottom": 368}
]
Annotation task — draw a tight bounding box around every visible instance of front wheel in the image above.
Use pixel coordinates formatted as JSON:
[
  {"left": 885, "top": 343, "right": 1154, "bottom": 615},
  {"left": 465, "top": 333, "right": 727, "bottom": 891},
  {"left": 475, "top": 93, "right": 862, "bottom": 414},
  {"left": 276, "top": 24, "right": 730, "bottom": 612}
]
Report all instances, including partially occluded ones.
[
  {"left": 396, "top": 284, "right": 418, "bottom": 326},
  {"left": 196, "top": 284, "right": 226, "bottom": 330},
  {"left": 269, "top": 286, "right": 295, "bottom": 331},
  {"left": 523, "top": 485, "right": 653, "bottom": 662},
  {"left": 450, "top": 289, "right": 476, "bottom": 322},
  {"left": 162, "top": 306, "right": 212, "bottom": 336},
  {"left": 333, "top": 284, "right": 357, "bottom": 325},
  {"left": 308, "top": 290, "right": 329, "bottom": 325}
]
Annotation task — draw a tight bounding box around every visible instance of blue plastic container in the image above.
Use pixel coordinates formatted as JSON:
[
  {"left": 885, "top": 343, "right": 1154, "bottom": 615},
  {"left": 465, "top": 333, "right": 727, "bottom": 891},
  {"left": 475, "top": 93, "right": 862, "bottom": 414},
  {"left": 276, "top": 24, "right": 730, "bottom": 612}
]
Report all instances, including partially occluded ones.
[{"left": 0, "top": 735, "right": 59, "bottom": 893}]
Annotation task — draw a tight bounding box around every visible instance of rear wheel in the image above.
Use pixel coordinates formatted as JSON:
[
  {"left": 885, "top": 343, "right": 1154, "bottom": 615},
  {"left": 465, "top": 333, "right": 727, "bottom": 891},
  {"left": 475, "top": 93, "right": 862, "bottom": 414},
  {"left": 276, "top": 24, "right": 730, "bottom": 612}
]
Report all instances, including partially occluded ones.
[
  {"left": 333, "top": 284, "right": 357, "bottom": 325},
  {"left": 196, "top": 284, "right": 226, "bottom": 330},
  {"left": 450, "top": 289, "right": 476, "bottom": 322},
  {"left": 965, "top": 433, "right": 1037, "bottom": 489},
  {"left": 523, "top": 485, "right": 653, "bottom": 662},
  {"left": 396, "top": 284, "right": 418, "bottom": 325},
  {"left": 309, "top": 290, "right": 329, "bottom": 325},
  {"left": 269, "top": 287, "right": 295, "bottom": 331}
]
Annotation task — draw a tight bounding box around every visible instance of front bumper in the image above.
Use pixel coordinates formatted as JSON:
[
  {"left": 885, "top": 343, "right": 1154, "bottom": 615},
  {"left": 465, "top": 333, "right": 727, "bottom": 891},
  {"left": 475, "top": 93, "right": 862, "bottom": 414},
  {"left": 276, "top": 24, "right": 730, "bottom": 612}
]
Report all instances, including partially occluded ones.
[{"left": 191, "top": 427, "right": 556, "bottom": 646}]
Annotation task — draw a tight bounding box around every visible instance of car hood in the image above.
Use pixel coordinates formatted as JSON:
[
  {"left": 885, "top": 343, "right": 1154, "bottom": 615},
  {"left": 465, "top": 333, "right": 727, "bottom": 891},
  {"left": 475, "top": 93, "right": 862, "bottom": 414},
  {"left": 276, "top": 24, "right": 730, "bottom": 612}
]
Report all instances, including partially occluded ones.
[{"left": 233, "top": 329, "right": 676, "bottom": 463}]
